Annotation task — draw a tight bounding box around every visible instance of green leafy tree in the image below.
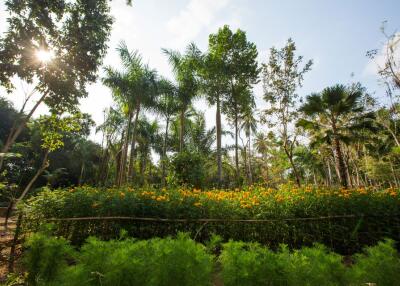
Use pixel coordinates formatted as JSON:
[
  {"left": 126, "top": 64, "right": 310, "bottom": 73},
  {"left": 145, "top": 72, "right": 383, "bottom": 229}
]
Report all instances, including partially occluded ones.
[
  {"left": 209, "top": 25, "right": 259, "bottom": 181},
  {"left": 0, "top": 0, "right": 113, "bottom": 170},
  {"left": 298, "top": 84, "right": 374, "bottom": 188},
  {"left": 198, "top": 37, "right": 229, "bottom": 184},
  {"left": 262, "top": 38, "right": 312, "bottom": 187}
]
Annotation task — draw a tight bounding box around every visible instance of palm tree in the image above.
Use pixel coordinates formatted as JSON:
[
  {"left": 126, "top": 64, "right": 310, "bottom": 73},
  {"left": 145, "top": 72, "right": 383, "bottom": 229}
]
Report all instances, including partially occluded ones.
[
  {"left": 135, "top": 117, "right": 160, "bottom": 185},
  {"left": 162, "top": 43, "right": 201, "bottom": 152},
  {"left": 96, "top": 107, "right": 125, "bottom": 186},
  {"left": 240, "top": 104, "right": 257, "bottom": 184},
  {"left": 155, "top": 78, "right": 180, "bottom": 185},
  {"left": 298, "top": 84, "right": 373, "bottom": 188},
  {"left": 126, "top": 65, "right": 158, "bottom": 181},
  {"left": 103, "top": 42, "right": 158, "bottom": 185},
  {"left": 102, "top": 42, "right": 142, "bottom": 185}
]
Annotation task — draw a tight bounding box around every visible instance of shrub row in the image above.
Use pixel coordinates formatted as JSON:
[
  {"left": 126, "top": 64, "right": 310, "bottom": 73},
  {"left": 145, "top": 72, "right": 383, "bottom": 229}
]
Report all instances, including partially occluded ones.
[
  {"left": 21, "top": 185, "right": 400, "bottom": 254},
  {"left": 24, "top": 232, "right": 400, "bottom": 286}
]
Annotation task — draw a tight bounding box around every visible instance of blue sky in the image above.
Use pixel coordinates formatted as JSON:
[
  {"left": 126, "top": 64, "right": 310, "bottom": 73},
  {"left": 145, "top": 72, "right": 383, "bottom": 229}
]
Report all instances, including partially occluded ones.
[{"left": 0, "top": 0, "right": 399, "bottom": 142}]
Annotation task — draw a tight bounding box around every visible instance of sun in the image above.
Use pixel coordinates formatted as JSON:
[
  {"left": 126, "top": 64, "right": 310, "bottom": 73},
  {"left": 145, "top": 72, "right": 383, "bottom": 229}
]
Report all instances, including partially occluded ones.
[{"left": 36, "top": 49, "right": 54, "bottom": 63}]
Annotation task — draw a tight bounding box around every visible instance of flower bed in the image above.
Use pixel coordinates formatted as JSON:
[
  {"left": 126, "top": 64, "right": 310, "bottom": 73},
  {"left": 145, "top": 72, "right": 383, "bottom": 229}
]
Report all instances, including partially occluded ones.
[{"left": 21, "top": 184, "right": 400, "bottom": 253}]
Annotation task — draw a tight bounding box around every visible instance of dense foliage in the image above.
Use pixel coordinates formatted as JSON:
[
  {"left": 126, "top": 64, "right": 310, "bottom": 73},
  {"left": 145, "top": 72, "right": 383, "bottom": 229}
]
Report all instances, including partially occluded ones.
[
  {"left": 21, "top": 185, "right": 400, "bottom": 253},
  {"left": 24, "top": 232, "right": 213, "bottom": 286},
  {"left": 22, "top": 232, "right": 400, "bottom": 286}
]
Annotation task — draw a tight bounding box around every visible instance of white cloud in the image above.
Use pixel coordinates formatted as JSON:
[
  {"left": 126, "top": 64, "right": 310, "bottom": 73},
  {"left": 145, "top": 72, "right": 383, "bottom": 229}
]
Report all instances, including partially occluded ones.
[{"left": 166, "top": 0, "right": 231, "bottom": 47}]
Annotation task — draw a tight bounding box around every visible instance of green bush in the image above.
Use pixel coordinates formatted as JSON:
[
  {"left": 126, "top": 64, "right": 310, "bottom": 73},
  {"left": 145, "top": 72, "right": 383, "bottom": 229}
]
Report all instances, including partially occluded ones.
[
  {"left": 349, "top": 239, "right": 400, "bottom": 286},
  {"left": 220, "top": 241, "right": 285, "bottom": 286},
  {"left": 24, "top": 232, "right": 213, "bottom": 286},
  {"left": 220, "top": 242, "right": 348, "bottom": 286},
  {"left": 171, "top": 151, "right": 205, "bottom": 188},
  {"left": 23, "top": 233, "right": 400, "bottom": 286},
  {"left": 24, "top": 231, "right": 74, "bottom": 285},
  {"left": 280, "top": 244, "right": 349, "bottom": 286}
]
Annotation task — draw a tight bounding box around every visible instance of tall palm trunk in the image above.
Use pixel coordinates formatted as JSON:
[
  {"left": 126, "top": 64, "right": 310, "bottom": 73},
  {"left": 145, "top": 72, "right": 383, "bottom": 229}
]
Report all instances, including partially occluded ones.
[
  {"left": 234, "top": 111, "right": 239, "bottom": 180},
  {"left": 179, "top": 106, "right": 186, "bottom": 152},
  {"left": 247, "top": 132, "right": 253, "bottom": 184},
  {"left": 128, "top": 103, "right": 141, "bottom": 181},
  {"left": 115, "top": 131, "right": 125, "bottom": 186},
  {"left": 78, "top": 162, "right": 85, "bottom": 186},
  {"left": 162, "top": 118, "right": 170, "bottom": 186},
  {"left": 216, "top": 96, "right": 222, "bottom": 184},
  {"left": 118, "top": 111, "right": 133, "bottom": 186},
  {"left": 332, "top": 121, "right": 348, "bottom": 188}
]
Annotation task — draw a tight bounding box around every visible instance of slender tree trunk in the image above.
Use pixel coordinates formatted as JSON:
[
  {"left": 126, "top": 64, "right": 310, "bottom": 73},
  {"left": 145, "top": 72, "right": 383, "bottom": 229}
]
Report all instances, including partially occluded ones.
[
  {"left": 179, "top": 106, "right": 186, "bottom": 152},
  {"left": 115, "top": 132, "right": 125, "bottom": 186},
  {"left": 216, "top": 96, "right": 222, "bottom": 185},
  {"left": 263, "top": 154, "right": 269, "bottom": 184},
  {"left": 344, "top": 151, "right": 353, "bottom": 188},
  {"left": 389, "top": 159, "right": 399, "bottom": 187},
  {"left": 243, "top": 146, "right": 248, "bottom": 182},
  {"left": 0, "top": 91, "right": 48, "bottom": 171},
  {"left": 78, "top": 162, "right": 85, "bottom": 186},
  {"left": 162, "top": 118, "right": 170, "bottom": 187},
  {"left": 248, "top": 133, "right": 253, "bottom": 184},
  {"left": 18, "top": 150, "right": 49, "bottom": 201},
  {"left": 332, "top": 121, "right": 348, "bottom": 188},
  {"left": 128, "top": 104, "right": 141, "bottom": 181},
  {"left": 313, "top": 170, "right": 317, "bottom": 185},
  {"left": 327, "top": 160, "right": 332, "bottom": 186},
  {"left": 118, "top": 110, "right": 133, "bottom": 186},
  {"left": 6, "top": 150, "right": 49, "bottom": 229},
  {"left": 97, "top": 141, "right": 109, "bottom": 186},
  {"left": 284, "top": 147, "right": 301, "bottom": 187},
  {"left": 234, "top": 111, "right": 239, "bottom": 181},
  {"left": 8, "top": 213, "right": 23, "bottom": 273}
]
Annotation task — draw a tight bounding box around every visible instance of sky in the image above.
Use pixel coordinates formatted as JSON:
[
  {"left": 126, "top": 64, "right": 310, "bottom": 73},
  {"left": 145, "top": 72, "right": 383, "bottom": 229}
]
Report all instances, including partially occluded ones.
[{"left": 0, "top": 0, "right": 399, "bottom": 143}]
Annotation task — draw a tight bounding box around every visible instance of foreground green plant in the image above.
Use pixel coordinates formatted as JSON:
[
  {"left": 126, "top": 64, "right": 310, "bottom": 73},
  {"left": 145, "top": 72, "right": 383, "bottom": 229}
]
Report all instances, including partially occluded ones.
[
  {"left": 24, "top": 232, "right": 213, "bottom": 286},
  {"left": 349, "top": 239, "right": 400, "bottom": 286},
  {"left": 23, "top": 233, "right": 400, "bottom": 286}
]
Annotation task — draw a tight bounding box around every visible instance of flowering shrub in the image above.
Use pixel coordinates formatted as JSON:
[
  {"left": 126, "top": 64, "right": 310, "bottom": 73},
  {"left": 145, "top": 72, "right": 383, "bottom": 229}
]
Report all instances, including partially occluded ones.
[{"left": 21, "top": 184, "right": 400, "bottom": 253}]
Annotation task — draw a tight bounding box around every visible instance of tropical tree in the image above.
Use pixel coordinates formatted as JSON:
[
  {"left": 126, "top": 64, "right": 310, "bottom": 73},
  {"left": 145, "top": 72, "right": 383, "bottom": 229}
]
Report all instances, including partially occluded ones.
[
  {"left": 135, "top": 117, "right": 160, "bottom": 185},
  {"left": 162, "top": 44, "right": 201, "bottom": 152},
  {"left": 0, "top": 0, "right": 113, "bottom": 170},
  {"left": 298, "top": 84, "right": 374, "bottom": 188},
  {"left": 262, "top": 38, "right": 312, "bottom": 186},
  {"left": 155, "top": 78, "right": 180, "bottom": 185},
  {"left": 208, "top": 25, "right": 259, "bottom": 181},
  {"left": 198, "top": 36, "right": 229, "bottom": 184},
  {"left": 96, "top": 107, "right": 126, "bottom": 186},
  {"left": 103, "top": 42, "right": 158, "bottom": 185}
]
